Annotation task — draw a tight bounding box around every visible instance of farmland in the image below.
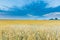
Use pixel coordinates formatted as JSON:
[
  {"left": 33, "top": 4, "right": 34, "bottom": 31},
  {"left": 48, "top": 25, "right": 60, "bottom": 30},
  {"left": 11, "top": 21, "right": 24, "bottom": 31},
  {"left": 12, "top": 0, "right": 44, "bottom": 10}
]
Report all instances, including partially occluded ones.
[{"left": 0, "top": 20, "right": 60, "bottom": 40}]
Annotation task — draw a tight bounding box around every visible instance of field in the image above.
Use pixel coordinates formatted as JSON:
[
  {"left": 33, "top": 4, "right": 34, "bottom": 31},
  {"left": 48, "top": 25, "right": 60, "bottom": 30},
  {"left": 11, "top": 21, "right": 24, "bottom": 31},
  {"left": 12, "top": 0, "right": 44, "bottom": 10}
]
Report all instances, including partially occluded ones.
[{"left": 0, "top": 20, "right": 60, "bottom": 40}]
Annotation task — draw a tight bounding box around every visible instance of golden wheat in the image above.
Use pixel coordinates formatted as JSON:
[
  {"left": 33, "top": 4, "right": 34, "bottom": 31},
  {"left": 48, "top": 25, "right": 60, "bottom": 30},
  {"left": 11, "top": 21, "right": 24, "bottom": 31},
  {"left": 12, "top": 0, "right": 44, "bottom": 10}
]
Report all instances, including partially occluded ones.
[{"left": 0, "top": 20, "right": 60, "bottom": 40}]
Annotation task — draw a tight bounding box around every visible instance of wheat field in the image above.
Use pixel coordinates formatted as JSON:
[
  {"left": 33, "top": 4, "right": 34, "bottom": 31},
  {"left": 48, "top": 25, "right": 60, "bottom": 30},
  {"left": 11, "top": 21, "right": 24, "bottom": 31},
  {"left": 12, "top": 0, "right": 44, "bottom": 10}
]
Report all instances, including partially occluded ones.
[{"left": 0, "top": 20, "right": 60, "bottom": 40}]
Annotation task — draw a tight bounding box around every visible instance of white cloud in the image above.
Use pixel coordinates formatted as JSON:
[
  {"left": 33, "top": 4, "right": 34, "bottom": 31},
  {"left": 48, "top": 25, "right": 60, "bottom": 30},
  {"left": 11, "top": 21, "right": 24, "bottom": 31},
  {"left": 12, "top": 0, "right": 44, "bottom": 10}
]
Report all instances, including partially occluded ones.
[
  {"left": 27, "top": 14, "right": 39, "bottom": 18},
  {"left": 44, "top": 0, "right": 60, "bottom": 8},
  {"left": 43, "top": 12, "right": 60, "bottom": 19},
  {"left": 0, "top": 13, "right": 40, "bottom": 20}
]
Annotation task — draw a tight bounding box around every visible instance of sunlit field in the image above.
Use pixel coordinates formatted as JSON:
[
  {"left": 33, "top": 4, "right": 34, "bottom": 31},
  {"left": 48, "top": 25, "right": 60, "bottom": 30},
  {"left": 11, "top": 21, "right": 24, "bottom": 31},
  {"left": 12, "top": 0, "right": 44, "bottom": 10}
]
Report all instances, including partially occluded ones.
[{"left": 0, "top": 20, "right": 60, "bottom": 40}]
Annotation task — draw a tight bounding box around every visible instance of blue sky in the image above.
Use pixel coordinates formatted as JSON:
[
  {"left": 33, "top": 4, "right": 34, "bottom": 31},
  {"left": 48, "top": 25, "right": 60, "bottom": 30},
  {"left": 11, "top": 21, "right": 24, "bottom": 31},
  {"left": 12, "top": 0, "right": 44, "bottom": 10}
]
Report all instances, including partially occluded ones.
[
  {"left": 0, "top": 0, "right": 60, "bottom": 8},
  {"left": 0, "top": 0, "right": 60, "bottom": 20}
]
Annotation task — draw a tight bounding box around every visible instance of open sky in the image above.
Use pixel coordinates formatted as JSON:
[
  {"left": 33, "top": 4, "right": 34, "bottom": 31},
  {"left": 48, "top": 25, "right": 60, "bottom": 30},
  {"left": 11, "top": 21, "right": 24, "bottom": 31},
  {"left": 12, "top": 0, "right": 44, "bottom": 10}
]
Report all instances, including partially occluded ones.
[{"left": 0, "top": 0, "right": 60, "bottom": 20}]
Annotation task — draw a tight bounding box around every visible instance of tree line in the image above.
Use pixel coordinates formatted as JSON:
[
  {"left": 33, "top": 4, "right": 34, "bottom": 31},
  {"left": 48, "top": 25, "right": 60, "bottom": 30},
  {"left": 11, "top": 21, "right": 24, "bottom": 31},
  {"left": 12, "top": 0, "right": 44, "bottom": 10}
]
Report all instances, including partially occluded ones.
[{"left": 49, "top": 18, "right": 59, "bottom": 20}]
